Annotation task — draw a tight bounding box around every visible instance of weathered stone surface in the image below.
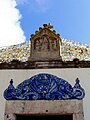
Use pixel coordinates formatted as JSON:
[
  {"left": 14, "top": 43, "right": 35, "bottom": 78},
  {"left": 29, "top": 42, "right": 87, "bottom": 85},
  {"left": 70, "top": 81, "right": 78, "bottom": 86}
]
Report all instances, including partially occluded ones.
[
  {"left": 5, "top": 100, "right": 84, "bottom": 120},
  {"left": 4, "top": 113, "right": 16, "bottom": 120},
  {"left": 1, "top": 60, "right": 90, "bottom": 69},
  {"left": 73, "top": 113, "right": 84, "bottom": 120},
  {"left": 29, "top": 24, "right": 62, "bottom": 61}
]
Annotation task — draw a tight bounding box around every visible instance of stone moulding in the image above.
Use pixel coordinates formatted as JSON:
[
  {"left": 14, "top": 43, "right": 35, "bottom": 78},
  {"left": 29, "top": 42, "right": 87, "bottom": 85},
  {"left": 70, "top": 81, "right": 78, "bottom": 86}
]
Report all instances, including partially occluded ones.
[
  {"left": 4, "top": 100, "right": 84, "bottom": 120},
  {"left": 4, "top": 73, "right": 85, "bottom": 100}
]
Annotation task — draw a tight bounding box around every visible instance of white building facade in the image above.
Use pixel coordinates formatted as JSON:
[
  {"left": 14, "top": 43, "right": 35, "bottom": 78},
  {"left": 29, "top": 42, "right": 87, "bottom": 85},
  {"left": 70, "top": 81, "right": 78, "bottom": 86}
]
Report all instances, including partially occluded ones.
[{"left": 0, "top": 24, "right": 89, "bottom": 120}]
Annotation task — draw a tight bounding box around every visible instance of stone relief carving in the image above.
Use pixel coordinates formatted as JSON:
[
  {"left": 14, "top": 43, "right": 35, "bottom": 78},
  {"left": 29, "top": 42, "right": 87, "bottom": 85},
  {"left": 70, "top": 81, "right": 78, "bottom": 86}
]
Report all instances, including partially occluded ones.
[
  {"left": 34, "top": 39, "right": 41, "bottom": 51},
  {"left": 50, "top": 38, "right": 58, "bottom": 50},
  {"left": 30, "top": 24, "right": 62, "bottom": 60},
  {"left": 4, "top": 113, "right": 16, "bottom": 120},
  {"left": 41, "top": 36, "right": 49, "bottom": 51},
  {"left": 34, "top": 36, "right": 58, "bottom": 52}
]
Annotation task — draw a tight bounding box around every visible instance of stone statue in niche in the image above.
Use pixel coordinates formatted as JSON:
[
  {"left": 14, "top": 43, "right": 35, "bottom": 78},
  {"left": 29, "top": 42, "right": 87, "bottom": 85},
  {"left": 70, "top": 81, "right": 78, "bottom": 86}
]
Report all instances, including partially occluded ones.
[
  {"left": 52, "top": 40, "right": 57, "bottom": 50},
  {"left": 41, "top": 36, "right": 49, "bottom": 51},
  {"left": 50, "top": 38, "right": 58, "bottom": 51},
  {"left": 34, "top": 39, "right": 41, "bottom": 51},
  {"left": 34, "top": 36, "right": 50, "bottom": 51},
  {"left": 34, "top": 35, "right": 59, "bottom": 52}
]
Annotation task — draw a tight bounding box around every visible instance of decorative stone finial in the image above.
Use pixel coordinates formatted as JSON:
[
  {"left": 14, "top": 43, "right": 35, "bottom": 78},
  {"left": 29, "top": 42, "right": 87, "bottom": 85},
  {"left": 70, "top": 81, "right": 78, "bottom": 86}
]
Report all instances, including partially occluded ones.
[{"left": 43, "top": 23, "right": 53, "bottom": 29}]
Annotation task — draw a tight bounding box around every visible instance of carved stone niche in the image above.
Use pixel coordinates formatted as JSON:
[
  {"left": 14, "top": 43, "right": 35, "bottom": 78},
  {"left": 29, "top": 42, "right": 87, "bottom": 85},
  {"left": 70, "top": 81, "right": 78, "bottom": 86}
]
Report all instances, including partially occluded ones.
[
  {"left": 29, "top": 24, "right": 62, "bottom": 61},
  {"left": 4, "top": 100, "right": 84, "bottom": 120}
]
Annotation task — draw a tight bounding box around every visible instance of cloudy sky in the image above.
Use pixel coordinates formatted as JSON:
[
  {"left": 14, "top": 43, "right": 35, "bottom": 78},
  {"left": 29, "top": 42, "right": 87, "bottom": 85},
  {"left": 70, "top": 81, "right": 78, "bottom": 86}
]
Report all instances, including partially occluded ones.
[{"left": 0, "top": 0, "right": 90, "bottom": 47}]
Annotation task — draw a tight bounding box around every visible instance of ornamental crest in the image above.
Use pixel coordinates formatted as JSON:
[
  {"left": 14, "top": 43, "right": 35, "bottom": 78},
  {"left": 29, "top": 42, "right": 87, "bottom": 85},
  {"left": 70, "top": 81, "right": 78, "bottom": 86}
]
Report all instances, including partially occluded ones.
[
  {"left": 4, "top": 73, "right": 85, "bottom": 100},
  {"left": 29, "top": 24, "right": 62, "bottom": 61}
]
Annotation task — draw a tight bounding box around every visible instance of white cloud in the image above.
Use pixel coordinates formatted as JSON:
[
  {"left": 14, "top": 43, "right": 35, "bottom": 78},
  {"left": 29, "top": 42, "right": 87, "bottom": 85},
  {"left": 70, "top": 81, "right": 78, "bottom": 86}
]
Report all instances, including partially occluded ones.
[{"left": 0, "top": 0, "right": 26, "bottom": 47}]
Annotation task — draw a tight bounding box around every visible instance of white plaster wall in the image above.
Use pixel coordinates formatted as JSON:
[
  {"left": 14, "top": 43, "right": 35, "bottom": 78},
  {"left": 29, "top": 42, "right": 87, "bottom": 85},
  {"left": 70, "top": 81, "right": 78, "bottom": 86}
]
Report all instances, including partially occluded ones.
[{"left": 0, "top": 68, "right": 90, "bottom": 120}]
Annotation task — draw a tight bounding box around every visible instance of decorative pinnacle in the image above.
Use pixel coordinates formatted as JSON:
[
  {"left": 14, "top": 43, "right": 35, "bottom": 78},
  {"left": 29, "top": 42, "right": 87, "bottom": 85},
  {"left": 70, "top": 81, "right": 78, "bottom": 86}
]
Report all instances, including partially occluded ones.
[
  {"left": 10, "top": 79, "right": 13, "bottom": 85},
  {"left": 43, "top": 23, "right": 53, "bottom": 29},
  {"left": 76, "top": 78, "right": 80, "bottom": 84}
]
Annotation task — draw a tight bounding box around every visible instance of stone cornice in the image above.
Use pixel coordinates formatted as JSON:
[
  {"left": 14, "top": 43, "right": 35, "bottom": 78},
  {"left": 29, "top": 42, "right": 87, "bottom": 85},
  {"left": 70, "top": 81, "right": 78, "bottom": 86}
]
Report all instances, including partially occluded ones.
[{"left": 0, "top": 59, "right": 90, "bottom": 69}]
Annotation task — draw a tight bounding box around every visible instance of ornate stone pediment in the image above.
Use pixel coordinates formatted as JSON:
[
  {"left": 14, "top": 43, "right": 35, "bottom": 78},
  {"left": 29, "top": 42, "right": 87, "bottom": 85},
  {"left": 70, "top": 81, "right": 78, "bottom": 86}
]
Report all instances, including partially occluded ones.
[{"left": 29, "top": 24, "right": 62, "bottom": 61}]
